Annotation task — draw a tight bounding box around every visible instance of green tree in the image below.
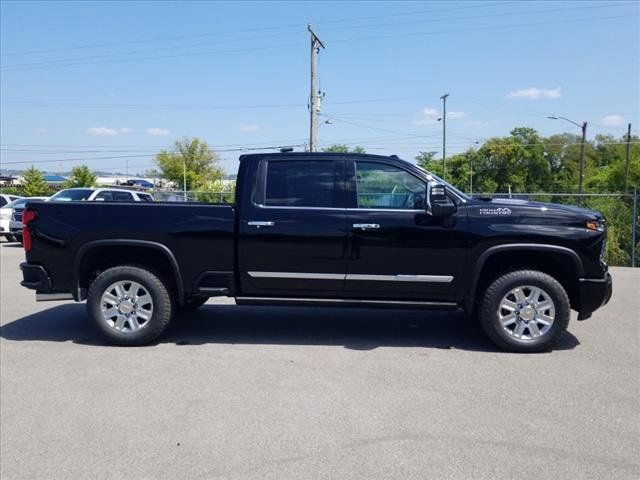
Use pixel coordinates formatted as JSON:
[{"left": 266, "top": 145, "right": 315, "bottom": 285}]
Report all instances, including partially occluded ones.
[
  {"left": 21, "top": 166, "right": 50, "bottom": 196},
  {"left": 64, "top": 165, "right": 97, "bottom": 188},
  {"left": 155, "top": 137, "right": 223, "bottom": 191},
  {"left": 322, "top": 144, "right": 366, "bottom": 153},
  {"left": 415, "top": 151, "right": 438, "bottom": 172}
]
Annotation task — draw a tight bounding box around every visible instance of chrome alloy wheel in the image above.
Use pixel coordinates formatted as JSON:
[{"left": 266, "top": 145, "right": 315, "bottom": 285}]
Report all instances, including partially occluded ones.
[
  {"left": 498, "top": 285, "right": 555, "bottom": 340},
  {"left": 100, "top": 280, "right": 154, "bottom": 333}
]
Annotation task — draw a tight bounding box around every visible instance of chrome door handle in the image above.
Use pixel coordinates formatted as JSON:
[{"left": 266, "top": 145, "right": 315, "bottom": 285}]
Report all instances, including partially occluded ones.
[
  {"left": 352, "top": 223, "right": 380, "bottom": 230},
  {"left": 248, "top": 221, "right": 275, "bottom": 227}
]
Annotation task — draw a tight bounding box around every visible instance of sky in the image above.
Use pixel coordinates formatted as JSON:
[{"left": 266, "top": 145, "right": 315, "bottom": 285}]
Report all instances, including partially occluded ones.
[{"left": 1, "top": 0, "right": 638, "bottom": 176}]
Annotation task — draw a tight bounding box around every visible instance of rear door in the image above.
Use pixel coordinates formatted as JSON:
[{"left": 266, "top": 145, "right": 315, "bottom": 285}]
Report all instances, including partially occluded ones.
[
  {"left": 345, "top": 159, "right": 468, "bottom": 301},
  {"left": 238, "top": 157, "right": 349, "bottom": 297}
]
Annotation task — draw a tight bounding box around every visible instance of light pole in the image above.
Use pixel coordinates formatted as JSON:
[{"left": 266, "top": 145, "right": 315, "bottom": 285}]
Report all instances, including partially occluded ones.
[{"left": 548, "top": 115, "right": 588, "bottom": 194}]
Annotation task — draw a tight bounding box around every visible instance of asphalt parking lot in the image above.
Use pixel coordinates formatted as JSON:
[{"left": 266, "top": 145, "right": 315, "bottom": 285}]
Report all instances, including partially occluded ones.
[{"left": 0, "top": 240, "right": 638, "bottom": 480}]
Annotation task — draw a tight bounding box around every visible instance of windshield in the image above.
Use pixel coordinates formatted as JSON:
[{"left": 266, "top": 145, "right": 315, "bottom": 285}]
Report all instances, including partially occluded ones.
[
  {"left": 48, "top": 189, "right": 94, "bottom": 202},
  {"left": 414, "top": 165, "right": 470, "bottom": 201}
]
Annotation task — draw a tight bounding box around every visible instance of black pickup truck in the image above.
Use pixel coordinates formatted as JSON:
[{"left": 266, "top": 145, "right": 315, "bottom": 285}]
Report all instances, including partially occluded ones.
[{"left": 19, "top": 152, "right": 612, "bottom": 352}]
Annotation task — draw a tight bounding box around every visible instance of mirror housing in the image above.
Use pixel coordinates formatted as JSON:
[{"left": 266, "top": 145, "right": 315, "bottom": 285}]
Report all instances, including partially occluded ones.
[{"left": 426, "top": 182, "right": 457, "bottom": 217}]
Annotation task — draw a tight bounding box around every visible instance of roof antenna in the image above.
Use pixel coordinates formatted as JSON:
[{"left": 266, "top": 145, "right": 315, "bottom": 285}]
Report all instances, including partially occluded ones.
[{"left": 279, "top": 147, "right": 294, "bottom": 153}]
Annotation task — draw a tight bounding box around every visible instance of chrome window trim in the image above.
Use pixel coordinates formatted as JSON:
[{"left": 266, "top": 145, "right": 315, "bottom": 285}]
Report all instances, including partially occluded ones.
[
  {"left": 253, "top": 202, "right": 424, "bottom": 213},
  {"left": 247, "top": 271, "right": 454, "bottom": 283}
]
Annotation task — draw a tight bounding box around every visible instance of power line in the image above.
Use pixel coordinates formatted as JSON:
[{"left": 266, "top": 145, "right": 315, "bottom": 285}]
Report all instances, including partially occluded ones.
[
  {"left": 2, "top": 14, "right": 634, "bottom": 72},
  {"left": 2, "top": 3, "right": 601, "bottom": 70},
  {"left": 0, "top": 1, "right": 511, "bottom": 57}
]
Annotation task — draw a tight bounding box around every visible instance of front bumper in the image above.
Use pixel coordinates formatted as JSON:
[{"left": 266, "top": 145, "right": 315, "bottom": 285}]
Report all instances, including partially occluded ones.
[{"left": 577, "top": 272, "right": 613, "bottom": 320}]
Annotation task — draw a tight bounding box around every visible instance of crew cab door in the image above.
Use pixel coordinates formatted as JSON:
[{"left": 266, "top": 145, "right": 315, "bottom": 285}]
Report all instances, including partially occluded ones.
[
  {"left": 345, "top": 159, "right": 467, "bottom": 301},
  {"left": 238, "top": 157, "right": 348, "bottom": 297}
]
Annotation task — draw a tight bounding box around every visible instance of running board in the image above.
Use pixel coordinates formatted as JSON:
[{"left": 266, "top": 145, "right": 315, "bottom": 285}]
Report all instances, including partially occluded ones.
[
  {"left": 235, "top": 296, "right": 458, "bottom": 309},
  {"left": 36, "top": 293, "right": 74, "bottom": 302}
]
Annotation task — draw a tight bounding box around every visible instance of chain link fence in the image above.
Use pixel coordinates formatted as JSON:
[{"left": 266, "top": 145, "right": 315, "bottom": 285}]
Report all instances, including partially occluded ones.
[{"left": 153, "top": 189, "right": 639, "bottom": 268}]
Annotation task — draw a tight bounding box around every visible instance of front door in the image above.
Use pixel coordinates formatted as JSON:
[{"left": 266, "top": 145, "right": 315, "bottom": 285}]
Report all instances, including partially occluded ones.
[
  {"left": 238, "top": 157, "right": 349, "bottom": 297},
  {"left": 345, "top": 159, "right": 468, "bottom": 301}
]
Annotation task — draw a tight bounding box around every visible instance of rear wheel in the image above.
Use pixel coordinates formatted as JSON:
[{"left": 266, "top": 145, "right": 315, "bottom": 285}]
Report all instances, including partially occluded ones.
[
  {"left": 87, "top": 265, "right": 173, "bottom": 346},
  {"left": 479, "top": 270, "right": 570, "bottom": 353}
]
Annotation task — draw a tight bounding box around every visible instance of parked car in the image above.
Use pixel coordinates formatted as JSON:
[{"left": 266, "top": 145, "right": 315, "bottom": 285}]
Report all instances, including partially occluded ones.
[
  {"left": 47, "top": 188, "right": 154, "bottom": 203},
  {"left": 8, "top": 197, "right": 48, "bottom": 241},
  {"left": 125, "top": 179, "right": 154, "bottom": 189},
  {"left": 0, "top": 194, "right": 23, "bottom": 241},
  {"left": 19, "top": 152, "right": 611, "bottom": 352}
]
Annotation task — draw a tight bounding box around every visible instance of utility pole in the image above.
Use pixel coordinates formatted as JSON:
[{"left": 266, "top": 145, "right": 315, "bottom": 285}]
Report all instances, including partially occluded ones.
[
  {"left": 440, "top": 93, "right": 449, "bottom": 180},
  {"left": 308, "top": 24, "right": 325, "bottom": 152},
  {"left": 548, "top": 116, "right": 588, "bottom": 196},
  {"left": 624, "top": 123, "right": 632, "bottom": 194},
  {"left": 183, "top": 158, "right": 187, "bottom": 200},
  {"left": 577, "top": 121, "right": 587, "bottom": 195}
]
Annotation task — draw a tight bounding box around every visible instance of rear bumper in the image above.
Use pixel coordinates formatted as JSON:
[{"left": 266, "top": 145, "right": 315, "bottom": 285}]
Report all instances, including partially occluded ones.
[
  {"left": 20, "top": 262, "right": 52, "bottom": 292},
  {"left": 20, "top": 262, "right": 74, "bottom": 301},
  {"left": 577, "top": 272, "right": 613, "bottom": 320}
]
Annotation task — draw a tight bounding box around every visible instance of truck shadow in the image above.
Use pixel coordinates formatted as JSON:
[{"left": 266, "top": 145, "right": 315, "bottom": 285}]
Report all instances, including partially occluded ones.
[{"left": 0, "top": 303, "right": 580, "bottom": 352}]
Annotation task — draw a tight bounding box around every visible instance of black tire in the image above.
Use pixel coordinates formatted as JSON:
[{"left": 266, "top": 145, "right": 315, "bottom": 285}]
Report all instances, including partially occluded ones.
[
  {"left": 86, "top": 265, "right": 174, "bottom": 346},
  {"left": 6, "top": 234, "right": 16, "bottom": 242},
  {"left": 479, "top": 270, "right": 570, "bottom": 353},
  {"left": 178, "top": 296, "right": 209, "bottom": 312}
]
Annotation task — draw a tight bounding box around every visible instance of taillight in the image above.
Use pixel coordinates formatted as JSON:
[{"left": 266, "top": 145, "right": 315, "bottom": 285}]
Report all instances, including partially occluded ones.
[{"left": 22, "top": 209, "right": 37, "bottom": 252}]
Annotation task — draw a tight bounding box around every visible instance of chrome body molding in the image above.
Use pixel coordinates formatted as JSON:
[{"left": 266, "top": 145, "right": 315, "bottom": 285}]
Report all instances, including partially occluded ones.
[
  {"left": 248, "top": 271, "right": 344, "bottom": 280},
  {"left": 247, "top": 271, "right": 454, "bottom": 283}
]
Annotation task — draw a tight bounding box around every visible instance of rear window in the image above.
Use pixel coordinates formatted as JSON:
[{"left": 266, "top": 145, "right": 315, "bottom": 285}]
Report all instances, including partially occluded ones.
[
  {"left": 49, "top": 189, "right": 94, "bottom": 201},
  {"left": 264, "top": 160, "right": 336, "bottom": 208},
  {"left": 137, "top": 193, "right": 154, "bottom": 202},
  {"left": 112, "top": 191, "right": 134, "bottom": 202}
]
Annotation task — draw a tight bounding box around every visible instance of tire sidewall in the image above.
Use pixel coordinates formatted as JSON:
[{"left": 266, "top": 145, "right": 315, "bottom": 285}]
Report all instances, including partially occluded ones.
[
  {"left": 480, "top": 271, "right": 570, "bottom": 353},
  {"left": 87, "top": 266, "right": 172, "bottom": 346}
]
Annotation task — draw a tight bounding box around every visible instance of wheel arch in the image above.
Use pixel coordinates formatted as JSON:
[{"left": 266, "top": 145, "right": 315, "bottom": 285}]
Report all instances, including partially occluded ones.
[
  {"left": 73, "top": 239, "right": 184, "bottom": 304},
  {"left": 465, "top": 244, "right": 584, "bottom": 313}
]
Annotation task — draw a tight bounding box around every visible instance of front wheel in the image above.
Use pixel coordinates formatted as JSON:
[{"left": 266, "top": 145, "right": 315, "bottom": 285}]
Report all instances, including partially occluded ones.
[
  {"left": 479, "top": 270, "right": 570, "bottom": 353},
  {"left": 86, "top": 265, "right": 174, "bottom": 346}
]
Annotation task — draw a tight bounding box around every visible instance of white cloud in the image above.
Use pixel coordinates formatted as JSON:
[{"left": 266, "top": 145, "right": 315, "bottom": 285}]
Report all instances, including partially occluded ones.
[
  {"left": 413, "top": 107, "right": 466, "bottom": 125},
  {"left": 239, "top": 124, "right": 260, "bottom": 132},
  {"left": 507, "top": 87, "right": 562, "bottom": 100},
  {"left": 146, "top": 127, "right": 170, "bottom": 136},
  {"left": 119, "top": 127, "right": 132, "bottom": 134},
  {"left": 413, "top": 107, "right": 440, "bottom": 125},
  {"left": 87, "top": 126, "right": 119, "bottom": 136},
  {"left": 601, "top": 114, "right": 624, "bottom": 127}
]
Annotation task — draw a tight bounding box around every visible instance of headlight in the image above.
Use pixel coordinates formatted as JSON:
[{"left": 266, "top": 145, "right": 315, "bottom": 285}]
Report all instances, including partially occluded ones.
[{"left": 586, "top": 220, "right": 605, "bottom": 232}]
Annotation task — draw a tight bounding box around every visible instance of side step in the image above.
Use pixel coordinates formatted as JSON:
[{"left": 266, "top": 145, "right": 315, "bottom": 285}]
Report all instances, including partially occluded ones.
[{"left": 235, "top": 296, "right": 458, "bottom": 309}]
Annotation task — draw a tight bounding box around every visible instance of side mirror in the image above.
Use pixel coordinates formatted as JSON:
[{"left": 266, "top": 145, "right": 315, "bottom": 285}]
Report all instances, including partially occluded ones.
[{"left": 426, "top": 183, "right": 457, "bottom": 217}]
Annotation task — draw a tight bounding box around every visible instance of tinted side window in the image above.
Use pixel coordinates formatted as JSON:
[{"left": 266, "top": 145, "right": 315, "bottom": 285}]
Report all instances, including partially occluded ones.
[
  {"left": 355, "top": 162, "right": 426, "bottom": 210},
  {"left": 0, "top": 197, "right": 6, "bottom": 207},
  {"left": 138, "top": 193, "right": 153, "bottom": 202},
  {"left": 265, "top": 160, "right": 336, "bottom": 208},
  {"left": 113, "top": 191, "right": 134, "bottom": 202},
  {"left": 94, "top": 191, "right": 113, "bottom": 201}
]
